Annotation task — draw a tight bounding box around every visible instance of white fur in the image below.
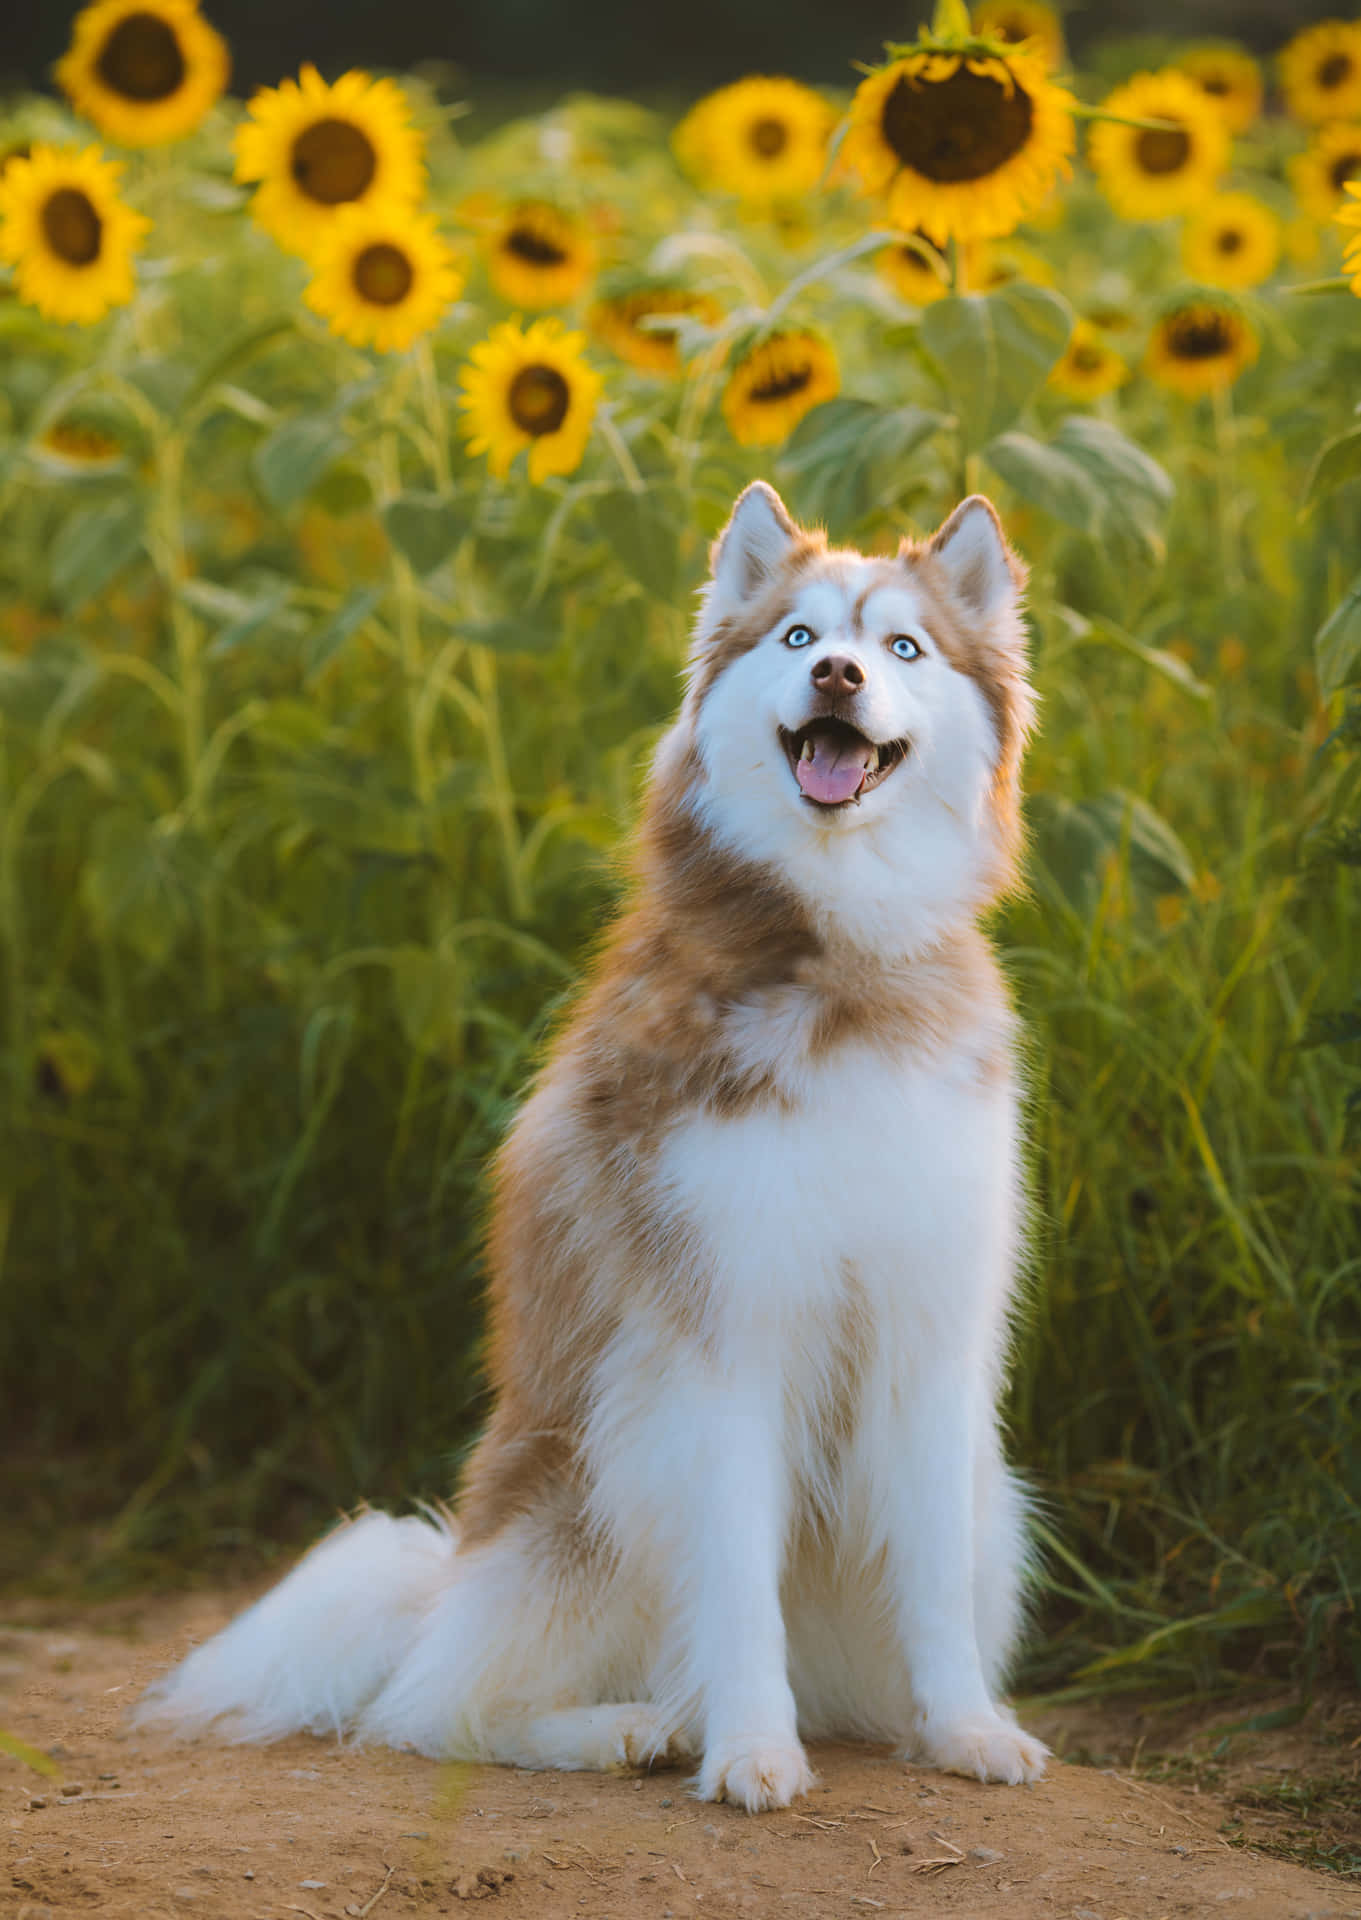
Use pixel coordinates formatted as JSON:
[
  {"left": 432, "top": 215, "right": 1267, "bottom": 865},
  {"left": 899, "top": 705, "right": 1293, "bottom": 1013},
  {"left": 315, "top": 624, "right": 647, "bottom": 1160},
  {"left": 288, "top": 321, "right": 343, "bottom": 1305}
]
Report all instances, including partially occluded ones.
[{"left": 135, "top": 489, "right": 1047, "bottom": 1807}]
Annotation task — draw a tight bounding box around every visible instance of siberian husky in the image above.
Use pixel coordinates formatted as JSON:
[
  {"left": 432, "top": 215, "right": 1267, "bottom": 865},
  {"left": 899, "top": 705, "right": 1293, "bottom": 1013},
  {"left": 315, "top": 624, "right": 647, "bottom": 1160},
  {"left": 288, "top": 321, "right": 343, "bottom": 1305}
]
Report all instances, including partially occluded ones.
[{"left": 137, "top": 482, "right": 1048, "bottom": 1811}]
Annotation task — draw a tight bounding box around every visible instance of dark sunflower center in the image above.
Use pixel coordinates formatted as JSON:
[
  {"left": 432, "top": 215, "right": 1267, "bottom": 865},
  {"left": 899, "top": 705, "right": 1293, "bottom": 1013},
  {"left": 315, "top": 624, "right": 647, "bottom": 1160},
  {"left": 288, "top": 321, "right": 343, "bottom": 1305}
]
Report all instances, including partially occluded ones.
[
  {"left": 749, "top": 116, "right": 789, "bottom": 158},
  {"left": 352, "top": 242, "right": 413, "bottom": 306},
  {"left": 42, "top": 188, "right": 103, "bottom": 267},
  {"left": 1318, "top": 52, "right": 1352, "bottom": 91},
  {"left": 1216, "top": 228, "right": 1244, "bottom": 254},
  {"left": 751, "top": 365, "right": 812, "bottom": 404},
  {"left": 508, "top": 364, "right": 570, "bottom": 436},
  {"left": 880, "top": 65, "right": 1034, "bottom": 184},
  {"left": 1331, "top": 151, "right": 1361, "bottom": 191},
  {"left": 1070, "top": 345, "right": 1104, "bottom": 371},
  {"left": 291, "top": 118, "right": 376, "bottom": 206},
  {"left": 95, "top": 12, "right": 186, "bottom": 102},
  {"left": 1200, "top": 75, "right": 1230, "bottom": 96},
  {"left": 1169, "top": 313, "right": 1231, "bottom": 360},
  {"left": 994, "top": 17, "right": 1029, "bottom": 41},
  {"left": 505, "top": 225, "right": 567, "bottom": 268},
  {"left": 1135, "top": 124, "right": 1192, "bottom": 175}
]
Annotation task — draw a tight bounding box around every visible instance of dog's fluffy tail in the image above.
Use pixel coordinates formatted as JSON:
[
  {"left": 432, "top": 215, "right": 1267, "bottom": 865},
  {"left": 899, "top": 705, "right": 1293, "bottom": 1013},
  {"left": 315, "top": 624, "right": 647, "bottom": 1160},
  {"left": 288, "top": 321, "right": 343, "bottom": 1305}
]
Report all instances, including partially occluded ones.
[{"left": 134, "top": 1507, "right": 457, "bottom": 1742}]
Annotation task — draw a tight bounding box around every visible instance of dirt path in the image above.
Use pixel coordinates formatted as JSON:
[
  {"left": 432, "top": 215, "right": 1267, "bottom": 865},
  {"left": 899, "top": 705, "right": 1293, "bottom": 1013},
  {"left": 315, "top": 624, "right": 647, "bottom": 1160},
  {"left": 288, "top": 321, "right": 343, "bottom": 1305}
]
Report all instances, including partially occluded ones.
[{"left": 3, "top": 1590, "right": 1357, "bottom": 1920}]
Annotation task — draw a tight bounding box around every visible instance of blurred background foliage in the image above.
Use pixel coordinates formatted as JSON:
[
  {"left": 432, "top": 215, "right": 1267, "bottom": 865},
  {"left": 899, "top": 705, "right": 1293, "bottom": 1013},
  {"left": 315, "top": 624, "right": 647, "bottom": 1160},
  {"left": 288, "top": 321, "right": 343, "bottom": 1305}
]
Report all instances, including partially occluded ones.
[{"left": 0, "top": 0, "right": 1358, "bottom": 1728}]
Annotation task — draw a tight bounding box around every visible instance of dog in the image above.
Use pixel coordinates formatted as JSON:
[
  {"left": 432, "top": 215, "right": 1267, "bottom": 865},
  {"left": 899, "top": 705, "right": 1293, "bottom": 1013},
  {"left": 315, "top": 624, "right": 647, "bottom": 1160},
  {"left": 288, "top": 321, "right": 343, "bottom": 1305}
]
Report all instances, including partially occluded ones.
[{"left": 137, "top": 481, "right": 1048, "bottom": 1811}]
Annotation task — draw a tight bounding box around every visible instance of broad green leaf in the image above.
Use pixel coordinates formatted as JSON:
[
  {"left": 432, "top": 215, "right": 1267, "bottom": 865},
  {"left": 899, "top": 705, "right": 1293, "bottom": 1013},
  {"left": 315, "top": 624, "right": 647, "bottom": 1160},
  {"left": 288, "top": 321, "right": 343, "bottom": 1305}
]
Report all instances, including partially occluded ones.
[
  {"left": 1302, "top": 424, "right": 1361, "bottom": 514},
  {"left": 592, "top": 487, "right": 685, "bottom": 601},
  {"left": 778, "top": 398, "right": 943, "bottom": 529},
  {"left": 304, "top": 585, "right": 383, "bottom": 682},
  {"left": 920, "top": 285, "right": 1072, "bottom": 450},
  {"left": 0, "top": 1729, "right": 59, "bottom": 1777},
  {"left": 49, "top": 498, "right": 144, "bottom": 610},
  {"left": 460, "top": 616, "right": 563, "bottom": 654},
  {"left": 1052, "top": 415, "right": 1173, "bottom": 521},
  {"left": 311, "top": 465, "right": 372, "bottom": 515},
  {"left": 1316, "top": 570, "right": 1361, "bottom": 694},
  {"left": 382, "top": 492, "right": 472, "bottom": 575},
  {"left": 1030, "top": 789, "right": 1195, "bottom": 912},
  {"left": 81, "top": 810, "right": 195, "bottom": 965},
  {"left": 253, "top": 415, "right": 349, "bottom": 511},
  {"left": 984, "top": 431, "right": 1102, "bottom": 534}
]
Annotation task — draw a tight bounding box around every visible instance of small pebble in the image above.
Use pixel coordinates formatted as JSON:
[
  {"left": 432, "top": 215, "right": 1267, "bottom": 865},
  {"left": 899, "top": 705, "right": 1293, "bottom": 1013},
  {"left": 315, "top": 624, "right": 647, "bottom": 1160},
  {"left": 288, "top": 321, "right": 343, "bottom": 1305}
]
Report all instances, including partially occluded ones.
[
  {"left": 59, "top": 1783, "right": 83, "bottom": 1797},
  {"left": 969, "top": 1846, "right": 1005, "bottom": 1863},
  {"left": 299, "top": 1881, "right": 327, "bottom": 1890},
  {"left": 243, "top": 1870, "right": 255, "bottom": 1881},
  {"left": 659, "top": 1796, "right": 673, "bottom": 1807},
  {"left": 28, "top": 1795, "right": 47, "bottom": 1810}
]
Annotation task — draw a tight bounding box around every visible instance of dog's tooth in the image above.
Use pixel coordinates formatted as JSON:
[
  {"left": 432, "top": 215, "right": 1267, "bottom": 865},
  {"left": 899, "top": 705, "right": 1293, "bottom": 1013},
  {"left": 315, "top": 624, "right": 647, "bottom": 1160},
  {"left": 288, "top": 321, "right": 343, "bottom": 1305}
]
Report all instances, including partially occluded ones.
[
  {"left": 800, "top": 737, "right": 816, "bottom": 763},
  {"left": 867, "top": 745, "right": 880, "bottom": 772}
]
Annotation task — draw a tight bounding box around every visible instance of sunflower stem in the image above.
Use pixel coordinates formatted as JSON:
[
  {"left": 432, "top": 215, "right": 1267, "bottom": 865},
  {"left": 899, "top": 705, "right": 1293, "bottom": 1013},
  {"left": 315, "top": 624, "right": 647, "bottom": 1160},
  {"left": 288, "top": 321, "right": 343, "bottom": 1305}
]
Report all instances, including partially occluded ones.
[
  {"left": 414, "top": 337, "right": 453, "bottom": 494},
  {"left": 469, "top": 644, "right": 532, "bottom": 922},
  {"left": 1211, "top": 383, "right": 1242, "bottom": 590},
  {"left": 598, "top": 406, "right": 646, "bottom": 494}
]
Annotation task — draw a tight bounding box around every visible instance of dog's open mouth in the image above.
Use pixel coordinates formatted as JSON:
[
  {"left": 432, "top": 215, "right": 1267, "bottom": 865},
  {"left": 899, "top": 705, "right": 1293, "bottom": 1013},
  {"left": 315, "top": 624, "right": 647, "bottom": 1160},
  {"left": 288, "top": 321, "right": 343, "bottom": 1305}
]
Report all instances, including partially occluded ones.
[{"left": 778, "top": 717, "right": 909, "bottom": 808}]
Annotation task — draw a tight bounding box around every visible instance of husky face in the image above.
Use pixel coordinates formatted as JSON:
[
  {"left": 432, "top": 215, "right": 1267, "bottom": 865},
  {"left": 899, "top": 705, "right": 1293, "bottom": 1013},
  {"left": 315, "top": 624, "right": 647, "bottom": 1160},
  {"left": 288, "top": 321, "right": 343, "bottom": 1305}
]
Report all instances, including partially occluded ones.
[{"left": 676, "top": 483, "right": 1035, "bottom": 956}]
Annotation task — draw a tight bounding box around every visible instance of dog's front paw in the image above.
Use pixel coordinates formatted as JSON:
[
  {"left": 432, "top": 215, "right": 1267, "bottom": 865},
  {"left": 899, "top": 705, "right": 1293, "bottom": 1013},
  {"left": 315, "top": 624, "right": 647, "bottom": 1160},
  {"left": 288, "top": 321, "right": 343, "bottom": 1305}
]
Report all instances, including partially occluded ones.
[
  {"left": 911, "top": 1710, "right": 1048, "bottom": 1785},
  {"left": 697, "top": 1735, "right": 816, "bottom": 1812}
]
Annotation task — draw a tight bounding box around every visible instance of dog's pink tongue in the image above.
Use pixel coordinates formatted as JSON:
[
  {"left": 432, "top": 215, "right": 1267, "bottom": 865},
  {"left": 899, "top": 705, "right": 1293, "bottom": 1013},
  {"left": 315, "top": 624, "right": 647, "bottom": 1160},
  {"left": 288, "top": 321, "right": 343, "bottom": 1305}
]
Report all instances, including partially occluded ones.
[{"left": 796, "top": 734, "right": 873, "bottom": 805}]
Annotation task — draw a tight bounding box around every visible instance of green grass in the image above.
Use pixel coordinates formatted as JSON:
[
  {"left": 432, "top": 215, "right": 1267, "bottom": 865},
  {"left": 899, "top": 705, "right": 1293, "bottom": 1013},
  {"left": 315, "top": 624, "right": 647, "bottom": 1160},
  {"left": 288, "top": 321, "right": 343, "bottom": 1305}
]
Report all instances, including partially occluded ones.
[{"left": 0, "top": 75, "right": 1358, "bottom": 1711}]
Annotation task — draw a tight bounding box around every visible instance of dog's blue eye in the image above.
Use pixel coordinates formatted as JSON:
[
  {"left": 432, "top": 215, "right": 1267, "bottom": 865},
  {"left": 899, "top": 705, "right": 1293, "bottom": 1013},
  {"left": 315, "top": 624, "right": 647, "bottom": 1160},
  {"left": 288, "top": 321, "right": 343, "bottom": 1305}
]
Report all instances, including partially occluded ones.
[
  {"left": 784, "top": 625, "right": 814, "bottom": 648},
  {"left": 891, "top": 635, "right": 922, "bottom": 661}
]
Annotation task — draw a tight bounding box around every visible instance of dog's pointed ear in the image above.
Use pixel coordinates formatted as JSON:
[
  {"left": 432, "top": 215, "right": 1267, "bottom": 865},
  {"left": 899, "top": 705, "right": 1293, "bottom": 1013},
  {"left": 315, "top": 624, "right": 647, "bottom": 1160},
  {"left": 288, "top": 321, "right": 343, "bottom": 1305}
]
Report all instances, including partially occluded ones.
[
  {"left": 699, "top": 481, "right": 800, "bottom": 633},
  {"left": 928, "top": 495, "right": 1026, "bottom": 619}
]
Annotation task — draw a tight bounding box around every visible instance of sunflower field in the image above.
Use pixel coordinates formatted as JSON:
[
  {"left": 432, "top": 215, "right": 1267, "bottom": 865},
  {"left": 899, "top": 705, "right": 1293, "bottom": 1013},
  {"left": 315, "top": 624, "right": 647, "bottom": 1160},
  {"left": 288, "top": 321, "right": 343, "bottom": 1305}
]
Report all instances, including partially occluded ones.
[{"left": 1, "top": 0, "right": 1359, "bottom": 1702}]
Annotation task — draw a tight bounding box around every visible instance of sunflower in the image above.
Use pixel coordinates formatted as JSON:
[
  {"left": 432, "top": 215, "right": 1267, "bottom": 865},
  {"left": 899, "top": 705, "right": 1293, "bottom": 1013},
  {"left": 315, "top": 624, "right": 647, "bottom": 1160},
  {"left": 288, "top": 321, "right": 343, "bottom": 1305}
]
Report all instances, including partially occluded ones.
[
  {"left": 458, "top": 317, "right": 602, "bottom": 482},
  {"left": 1291, "top": 121, "right": 1361, "bottom": 223},
  {"left": 1049, "top": 320, "right": 1128, "bottom": 400},
  {"left": 1175, "top": 44, "right": 1263, "bottom": 134},
  {"left": 1180, "top": 192, "right": 1280, "bottom": 289},
  {"left": 842, "top": 45, "right": 1076, "bottom": 246},
  {"left": 877, "top": 233, "right": 950, "bottom": 305},
  {"left": 589, "top": 286, "right": 721, "bottom": 374},
  {"left": 673, "top": 76, "right": 834, "bottom": 205},
  {"left": 33, "top": 417, "right": 126, "bottom": 474},
  {"left": 721, "top": 330, "right": 839, "bottom": 448},
  {"left": 55, "top": 0, "right": 228, "bottom": 148},
  {"left": 1087, "top": 71, "right": 1229, "bottom": 222},
  {"left": 1145, "top": 299, "right": 1257, "bottom": 399},
  {"left": 234, "top": 65, "right": 424, "bottom": 258},
  {"left": 970, "top": 0, "right": 1065, "bottom": 72},
  {"left": 304, "top": 202, "right": 462, "bottom": 354},
  {"left": 0, "top": 142, "right": 149, "bottom": 324},
  {"left": 485, "top": 202, "right": 595, "bottom": 310},
  {"left": 1338, "top": 181, "right": 1361, "bottom": 290},
  {"left": 1280, "top": 20, "right": 1361, "bottom": 127}
]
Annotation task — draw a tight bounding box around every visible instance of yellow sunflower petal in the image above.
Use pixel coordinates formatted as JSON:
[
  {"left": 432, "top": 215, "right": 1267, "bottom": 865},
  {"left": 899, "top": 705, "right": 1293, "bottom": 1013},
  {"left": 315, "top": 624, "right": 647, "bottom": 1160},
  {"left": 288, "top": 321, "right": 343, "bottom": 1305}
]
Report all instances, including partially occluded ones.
[
  {"left": 234, "top": 64, "right": 425, "bottom": 258},
  {"left": 1088, "top": 70, "right": 1230, "bottom": 222},
  {"left": 55, "top": 0, "right": 229, "bottom": 148},
  {"left": 1175, "top": 43, "right": 1263, "bottom": 134},
  {"left": 589, "top": 286, "right": 721, "bottom": 374},
  {"left": 673, "top": 76, "right": 835, "bottom": 205},
  {"left": 843, "top": 45, "right": 1075, "bottom": 246},
  {"left": 721, "top": 330, "right": 839, "bottom": 447},
  {"left": 0, "top": 141, "right": 149, "bottom": 323},
  {"left": 1145, "top": 299, "right": 1257, "bottom": 398},
  {"left": 457, "top": 316, "right": 602, "bottom": 483},
  {"left": 1280, "top": 20, "right": 1361, "bottom": 126},
  {"left": 1290, "top": 121, "right": 1361, "bottom": 224},
  {"left": 304, "top": 201, "right": 463, "bottom": 354},
  {"left": 484, "top": 203, "right": 595, "bottom": 310},
  {"left": 970, "top": 0, "right": 1066, "bottom": 72},
  {"left": 1049, "top": 320, "right": 1128, "bottom": 400},
  {"left": 1181, "top": 191, "right": 1280, "bottom": 289}
]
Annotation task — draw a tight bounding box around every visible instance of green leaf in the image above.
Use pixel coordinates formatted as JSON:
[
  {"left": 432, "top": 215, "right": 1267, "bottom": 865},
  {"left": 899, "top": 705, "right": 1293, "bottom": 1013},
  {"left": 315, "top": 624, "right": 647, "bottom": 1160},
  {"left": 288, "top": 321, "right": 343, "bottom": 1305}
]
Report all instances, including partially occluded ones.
[
  {"left": 382, "top": 492, "right": 472, "bottom": 575},
  {"left": 253, "top": 416, "right": 349, "bottom": 511},
  {"left": 183, "top": 317, "right": 295, "bottom": 416},
  {"left": 984, "top": 431, "right": 1102, "bottom": 534},
  {"left": 460, "top": 616, "right": 563, "bottom": 655},
  {"left": 778, "top": 398, "right": 943, "bottom": 529},
  {"left": 389, "top": 944, "right": 463, "bottom": 1060},
  {"left": 1030, "top": 789, "right": 1195, "bottom": 912},
  {"left": 1051, "top": 414, "right": 1173, "bottom": 553},
  {"left": 81, "top": 810, "right": 195, "bottom": 965},
  {"left": 592, "top": 487, "right": 685, "bottom": 601},
  {"left": 1316, "top": 570, "right": 1361, "bottom": 695},
  {"left": 304, "top": 585, "right": 384, "bottom": 682},
  {"left": 920, "top": 285, "right": 1072, "bottom": 450},
  {"left": 1302, "top": 423, "right": 1361, "bottom": 515},
  {"left": 49, "top": 498, "right": 144, "bottom": 610}
]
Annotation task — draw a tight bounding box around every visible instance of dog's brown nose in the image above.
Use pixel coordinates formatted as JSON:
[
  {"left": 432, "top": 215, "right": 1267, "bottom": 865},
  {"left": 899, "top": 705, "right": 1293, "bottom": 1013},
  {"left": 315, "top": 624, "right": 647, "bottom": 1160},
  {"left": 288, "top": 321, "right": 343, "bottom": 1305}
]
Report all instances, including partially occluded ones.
[{"left": 810, "top": 654, "right": 865, "bottom": 698}]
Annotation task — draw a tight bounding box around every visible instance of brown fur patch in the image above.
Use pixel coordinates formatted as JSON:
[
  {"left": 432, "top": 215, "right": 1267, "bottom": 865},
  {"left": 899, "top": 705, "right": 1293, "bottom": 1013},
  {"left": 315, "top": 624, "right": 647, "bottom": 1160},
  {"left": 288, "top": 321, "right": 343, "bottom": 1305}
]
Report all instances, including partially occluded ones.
[{"left": 691, "top": 530, "right": 828, "bottom": 706}]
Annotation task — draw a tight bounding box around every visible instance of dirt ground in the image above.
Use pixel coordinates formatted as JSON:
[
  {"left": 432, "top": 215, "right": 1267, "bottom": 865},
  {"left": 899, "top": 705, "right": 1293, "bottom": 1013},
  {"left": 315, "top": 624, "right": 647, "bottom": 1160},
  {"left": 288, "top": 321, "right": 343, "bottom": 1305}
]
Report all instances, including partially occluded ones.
[{"left": 3, "top": 1589, "right": 1359, "bottom": 1920}]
